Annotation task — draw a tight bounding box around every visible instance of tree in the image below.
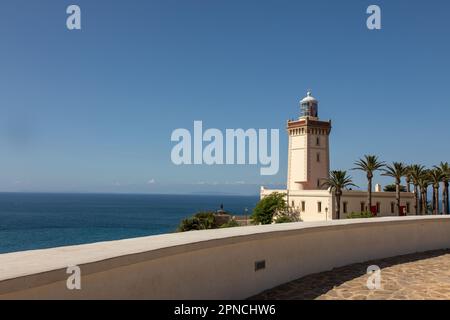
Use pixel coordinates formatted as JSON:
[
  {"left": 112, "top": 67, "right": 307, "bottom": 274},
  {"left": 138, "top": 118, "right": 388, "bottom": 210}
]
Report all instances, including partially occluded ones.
[
  {"left": 352, "top": 155, "right": 385, "bottom": 213},
  {"left": 408, "top": 164, "right": 425, "bottom": 215},
  {"left": 418, "top": 170, "right": 431, "bottom": 214},
  {"left": 177, "top": 212, "right": 218, "bottom": 232},
  {"left": 252, "top": 192, "right": 287, "bottom": 225},
  {"left": 382, "top": 162, "right": 408, "bottom": 215},
  {"left": 429, "top": 168, "right": 445, "bottom": 215},
  {"left": 435, "top": 162, "right": 450, "bottom": 215},
  {"left": 321, "top": 170, "right": 357, "bottom": 220},
  {"left": 405, "top": 165, "right": 414, "bottom": 193}
]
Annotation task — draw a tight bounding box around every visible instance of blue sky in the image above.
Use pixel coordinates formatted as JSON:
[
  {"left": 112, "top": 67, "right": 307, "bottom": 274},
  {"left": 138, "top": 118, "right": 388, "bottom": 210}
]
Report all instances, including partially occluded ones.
[{"left": 0, "top": 0, "right": 449, "bottom": 195}]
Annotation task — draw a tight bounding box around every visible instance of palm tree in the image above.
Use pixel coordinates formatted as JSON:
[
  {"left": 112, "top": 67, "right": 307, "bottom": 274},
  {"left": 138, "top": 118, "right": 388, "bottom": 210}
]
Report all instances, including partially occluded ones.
[
  {"left": 408, "top": 164, "right": 425, "bottom": 215},
  {"left": 429, "top": 168, "right": 445, "bottom": 215},
  {"left": 382, "top": 162, "right": 408, "bottom": 215},
  {"left": 405, "top": 165, "right": 412, "bottom": 193},
  {"left": 418, "top": 170, "right": 431, "bottom": 214},
  {"left": 435, "top": 162, "right": 450, "bottom": 215},
  {"left": 352, "top": 155, "right": 385, "bottom": 213},
  {"left": 321, "top": 170, "right": 357, "bottom": 220}
]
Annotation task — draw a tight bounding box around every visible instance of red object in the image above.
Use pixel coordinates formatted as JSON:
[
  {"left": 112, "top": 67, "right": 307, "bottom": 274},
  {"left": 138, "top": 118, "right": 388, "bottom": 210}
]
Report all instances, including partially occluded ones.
[
  {"left": 370, "top": 205, "right": 378, "bottom": 216},
  {"left": 399, "top": 206, "right": 407, "bottom": 216}
]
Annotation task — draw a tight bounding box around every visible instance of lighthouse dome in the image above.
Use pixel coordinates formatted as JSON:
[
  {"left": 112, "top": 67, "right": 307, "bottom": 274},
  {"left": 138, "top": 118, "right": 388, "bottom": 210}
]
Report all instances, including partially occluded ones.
[
  {"left": 299, "top": 90, "right": 319, "bottom": 119},
  {"left": 300, "top": 91, "right": 318, "bottom": 104}
]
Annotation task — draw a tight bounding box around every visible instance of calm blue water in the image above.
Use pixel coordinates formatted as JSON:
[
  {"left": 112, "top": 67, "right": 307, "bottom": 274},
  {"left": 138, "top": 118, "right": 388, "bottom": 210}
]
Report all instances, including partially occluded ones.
[{"left": 0, "top": 193, "right": 258, "bottom": 254}]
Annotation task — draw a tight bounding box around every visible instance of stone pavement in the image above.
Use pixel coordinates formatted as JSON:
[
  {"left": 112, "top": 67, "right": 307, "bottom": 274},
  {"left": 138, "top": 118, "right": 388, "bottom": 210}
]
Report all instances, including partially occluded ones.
[{"left": 250, "top": 249, "right": 450, "bottom": 300}]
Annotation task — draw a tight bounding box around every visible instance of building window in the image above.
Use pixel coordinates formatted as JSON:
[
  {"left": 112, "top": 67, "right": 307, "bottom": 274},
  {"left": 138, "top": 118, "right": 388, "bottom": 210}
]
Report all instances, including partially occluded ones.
[
  {"left": 376, "top": 202, "right": 380, "bottom": 213},
  {"left": 317, "top": 179, "right": 321, "bottom": 188},
  {"left": 406, "top": 202, "right": 410, "bottom": 213},
  {"left": 391, "top": 202, "right": 395, "bottom": 214},
  {"left": 318, "top": 202, "right": 322, "bottom": 213},
  {"left": 316, "top": 137, "right": 320, "bottom": 146},
  {"left": 316, "top": 152, "right": 320, "bottom": 162},
  {"left": 360, "top": 202, "right": 365, "bottom": 212},
  {"left": 343, "top": 202, "right": 348, "bottom": 214},
  {"left": 301, "top": 201, "right": 306, "bottom": 212}
]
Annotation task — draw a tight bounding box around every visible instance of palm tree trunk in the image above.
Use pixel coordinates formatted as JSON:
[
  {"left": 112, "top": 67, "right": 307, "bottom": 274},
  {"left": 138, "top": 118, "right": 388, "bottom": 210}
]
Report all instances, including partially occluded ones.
[
  {"left": 442, "top": 190, "right": 446, "bottom": 215},
  {"left": 432, "top": 188, "right": 437, "bottom": 214},
  {"left": 444, "top": 182, "right": 449, "bottom": 215},
  {"left": 422, "top": 190, "right": 428, "bottom": 215},
  {"left": 335, "top": 191, "right": 341, "bottom": 220},
  {"left": 419, "top": 187, "right": 424, "bottom": 214},
  {"left": 396, "top": 181, "right": 401, "bottom": 216},
  {"left": 414, "top": 184, "right": 419, "bottom": 215},
  {"left": 435, "top": 186, "right": 440, "bottom": 215},
  {"left": 368, "top": 178, "right": 372, "bottom": 213}
]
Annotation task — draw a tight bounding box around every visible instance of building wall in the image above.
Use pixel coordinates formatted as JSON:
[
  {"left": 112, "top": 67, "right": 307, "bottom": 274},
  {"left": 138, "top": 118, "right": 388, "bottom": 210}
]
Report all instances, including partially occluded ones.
[
  {"left": 340, "top": 191, "right": 416, "bottom": 217},
  {"left": 286, "top": 124, "right": 330, "bottom": 191},
  {"left": 287, "top": 130, "right": 307, "bottom": 190},
  {"left": 305, "top": 129, "right": 330, "bottom": 190},
  {"left": 260, "top": 187, "right": 416, "bottom": 221},
  {"left": 1, "top": 217, "right": 449, "bottom": 300}
]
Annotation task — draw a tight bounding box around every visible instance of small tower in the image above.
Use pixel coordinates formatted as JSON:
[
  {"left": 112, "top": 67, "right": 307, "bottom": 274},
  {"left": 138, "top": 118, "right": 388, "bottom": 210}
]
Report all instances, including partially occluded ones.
[{"left": 287, "top": 91, "right": 332, "bottom": 191}]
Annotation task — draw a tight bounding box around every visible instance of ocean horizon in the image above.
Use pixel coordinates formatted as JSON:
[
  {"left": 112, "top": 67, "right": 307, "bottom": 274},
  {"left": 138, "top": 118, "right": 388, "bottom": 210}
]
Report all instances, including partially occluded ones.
[{"left": 0, "top": 192, "right": 259, "bottom": 254}]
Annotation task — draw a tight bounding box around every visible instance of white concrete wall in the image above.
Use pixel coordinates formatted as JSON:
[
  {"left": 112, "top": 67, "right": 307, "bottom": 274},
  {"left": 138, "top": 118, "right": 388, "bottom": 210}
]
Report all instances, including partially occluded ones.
[{"left": 0, "top": 216, "right": 449, "bottom": 300}]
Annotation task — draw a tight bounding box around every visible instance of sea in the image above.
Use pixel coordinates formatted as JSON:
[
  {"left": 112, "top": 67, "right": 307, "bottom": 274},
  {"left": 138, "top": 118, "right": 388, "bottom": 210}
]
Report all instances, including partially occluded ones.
[{"left": 0, "top": 193, "right": 259, "bottom": 254}]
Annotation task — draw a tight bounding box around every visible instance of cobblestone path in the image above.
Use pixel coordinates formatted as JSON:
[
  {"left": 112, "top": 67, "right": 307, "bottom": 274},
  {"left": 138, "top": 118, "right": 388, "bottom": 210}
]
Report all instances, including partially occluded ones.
[{"left": 250, "top": 249, "right": 450, "bottom": 300}]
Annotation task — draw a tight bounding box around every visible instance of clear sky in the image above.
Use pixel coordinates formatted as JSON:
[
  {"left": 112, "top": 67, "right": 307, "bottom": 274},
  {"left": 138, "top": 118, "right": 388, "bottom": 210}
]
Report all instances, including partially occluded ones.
[{"left": 0, "top": 0, "right": 449, "bottom": 195}]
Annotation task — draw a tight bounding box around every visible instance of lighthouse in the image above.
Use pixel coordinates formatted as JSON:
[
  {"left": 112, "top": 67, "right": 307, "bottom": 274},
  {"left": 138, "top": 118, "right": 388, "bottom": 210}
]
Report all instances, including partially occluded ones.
[
  {"left": 286, "top": 91, "right": 332, "bottom": 191},
  {"left": 261, "top": 90, "right": 415, "bottom": 221}
]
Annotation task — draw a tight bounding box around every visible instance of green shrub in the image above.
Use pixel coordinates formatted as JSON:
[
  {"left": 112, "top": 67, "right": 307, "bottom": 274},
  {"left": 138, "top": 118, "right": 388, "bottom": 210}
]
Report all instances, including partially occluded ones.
[
  {"left": 219, "top": 219, "right": 240, "bottom": 228},
  {"left": 177, "top": 211, "right": 217, "bottom": 232},
  {"left": 252, "top": 192, "right": 287, "bottom": 225},
  {"left": 346, "top": 211, "right": 375, "bottom": 219},
  {"left": 274, "top": 215, "right": 296, "bottom": 224},
  {"left": 177, "top": 217, "right": 202, "bottom": 232}
]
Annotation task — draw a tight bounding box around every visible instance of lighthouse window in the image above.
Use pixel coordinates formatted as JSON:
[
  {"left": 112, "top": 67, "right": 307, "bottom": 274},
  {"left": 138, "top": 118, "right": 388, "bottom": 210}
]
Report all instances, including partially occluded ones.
[
  {"left": 316, "top": 153, "right": 320, "bottom": 162},
  {"left": 316, "top": 137, "right": 320, "bottom": 146}
]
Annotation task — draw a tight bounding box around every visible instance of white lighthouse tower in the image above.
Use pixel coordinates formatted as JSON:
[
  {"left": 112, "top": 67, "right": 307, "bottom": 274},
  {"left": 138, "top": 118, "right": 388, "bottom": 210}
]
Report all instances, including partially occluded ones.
[
  {"left": 286, "top": 91, "right": 332, "bottom": 191},
  {"left": 261, "top": 90, "right": 415, "bottom": 221}
]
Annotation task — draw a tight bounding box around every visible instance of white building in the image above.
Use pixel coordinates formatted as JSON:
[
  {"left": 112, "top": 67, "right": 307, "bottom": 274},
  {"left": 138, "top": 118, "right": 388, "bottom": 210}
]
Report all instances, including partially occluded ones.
[{"left": 261, "top": 91, "right": 415, "bottom": 221}]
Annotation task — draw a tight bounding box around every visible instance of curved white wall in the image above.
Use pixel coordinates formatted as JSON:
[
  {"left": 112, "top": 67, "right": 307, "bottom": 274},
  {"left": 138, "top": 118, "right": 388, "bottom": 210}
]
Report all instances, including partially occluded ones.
[{"left": 1, "top": 216, "right": 450, "bottom": 300}]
